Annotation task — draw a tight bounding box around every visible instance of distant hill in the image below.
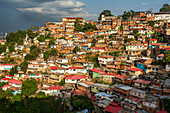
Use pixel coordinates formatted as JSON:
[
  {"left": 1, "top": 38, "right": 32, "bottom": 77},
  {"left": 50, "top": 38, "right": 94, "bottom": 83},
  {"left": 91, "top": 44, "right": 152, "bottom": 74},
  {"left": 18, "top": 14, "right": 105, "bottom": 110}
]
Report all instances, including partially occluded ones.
[{"left": 0, "top": 3, "right": 55, "bottom": 33}]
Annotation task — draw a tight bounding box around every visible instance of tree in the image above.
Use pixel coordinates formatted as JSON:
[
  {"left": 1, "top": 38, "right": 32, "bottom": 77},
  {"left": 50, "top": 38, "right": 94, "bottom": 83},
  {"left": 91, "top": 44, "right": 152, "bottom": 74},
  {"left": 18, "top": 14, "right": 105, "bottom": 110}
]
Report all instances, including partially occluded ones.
[
  {"left": 27, "top": 28, "right": 39, "bottom": 39},
  {"left": 30, "top": 25, "right": 39, "bottom": 31},
  {"left": 92, "top": 38, "right": 97, "bottom": 44},
  {"left": 98, "top": 10, "right": 113, "bottom": 20},
  {"left": 148, "top": 21, "right": 155, "bottom": 27},
  {"left": 92, "top": 54, "right": 100, "bottom": 67},
  {"left": 158, "top": 36, "right": 164, "bottom": 43},
  {"left": 30, "top": 45, "right": 37, "bottom": 51},
  {"left": 145, "top": 37, "right": 150, "bottom": 42},
  {"left": 122, "top": 10, "right": 133, "bottom": 21},
  {"left": 164, "top": 99, "right": 170, "bottom": 113},
  {"left": 59, "top": 79, "right": 65, "bottom": 86},
  {"left": 49, "top": 48, "right": 58, "bottom": 56},
  {"left": 20, "top": 60, "right": 29, "bottom": 73},
  {"left": 120, "top": 25, "right": 123, "bottom": 31},
  {"left": 25, "top": 45, "right": 41, "bottom": 60},
  {"left": 35, "top": 92, "right": 46, "bottom": 98},
  {"left": 163, "top": 51, "right": 170, "bottom": 63},
  {"left": 37, "top": 35, "right": 45, "bottom": 42},
  {"left": 4, "top": 89, "right": 13, "bottom": 97},
  {"left": 109, "top": 51, "right": 120, "bottom": 57},
  {"left": 71, "top": 95, "right": 94, "bottom": 111},
  {"left": 21, "top": 78, "right": 38, "bottom": 97},
  {"left": 73, "top": 47, "right": 80, "bottom": 53},
  {"left": 132, "top": 29, "right": 140, "bottom": 40},
  {"left": 160, "top": 4, "right": 170, "bottom": 12},
  {"left": 10, "top": 65, "right": 18, "bottom": 75},
  {"left": 0, "top": 45, "right": 6, "bottom": 54},
  {"left": 74, "top": 18, "right": 83, "bottom": 32},
  {"left": 12, "top": 93, "right": 22, "bottom": 103},
  {"left": 43, "top": 51, "right": 50, "bottom": 61}
]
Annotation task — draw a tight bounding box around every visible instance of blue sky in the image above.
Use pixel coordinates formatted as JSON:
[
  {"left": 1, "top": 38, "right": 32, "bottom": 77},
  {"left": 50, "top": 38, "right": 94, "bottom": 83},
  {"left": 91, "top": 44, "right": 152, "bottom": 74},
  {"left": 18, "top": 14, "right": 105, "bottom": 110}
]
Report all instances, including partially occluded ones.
[
  {"left": 0, "top": 0, "right": 169, "bottom": 32},
  {"left": 1, "top": 0, "right": 170, "bottom": 20},
  {"left": 79, "top": 0, "right": 170, "bottom": 17}
]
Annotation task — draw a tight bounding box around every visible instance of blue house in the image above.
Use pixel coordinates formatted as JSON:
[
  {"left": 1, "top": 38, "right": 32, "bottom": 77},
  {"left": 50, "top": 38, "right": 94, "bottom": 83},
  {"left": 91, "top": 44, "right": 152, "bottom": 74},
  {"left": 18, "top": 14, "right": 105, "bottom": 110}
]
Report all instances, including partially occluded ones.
[
  {"left": 83, "top": 46, "right": 88, "bottom": 50},
  {"left": 136, "top": 62, "right": 146, "bottom": 73}
]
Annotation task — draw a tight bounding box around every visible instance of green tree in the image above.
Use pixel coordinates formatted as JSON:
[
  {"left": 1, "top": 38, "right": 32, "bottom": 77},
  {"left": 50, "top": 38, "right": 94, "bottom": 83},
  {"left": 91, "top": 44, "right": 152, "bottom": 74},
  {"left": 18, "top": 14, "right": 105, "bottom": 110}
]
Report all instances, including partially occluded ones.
[
  {"left": 37, "top": 35, "right": 45, "bottom": 42},
  {"left": 4, "top": 89, "right": 13, "bottom": 97},
  {"left": 59, "top": 79, "right": 65, "bottom": 86},
  {"left": 30, "top": 45, "right": 37, "bottom": 51},
  {"left": 25, "top": 45, "right": 41, "bottom": 60},
  {"left": 145, "top": 37, "right": 150, "bottom": 42},
  {"left": 120, "top": 25, "right": 123, "bottom": 31},
  {"left": 49, "top": 48, "right": 58, "bottom": 56},
  {"left": 71, "top": 95, "right": 94, "bottom": 111},
  {"left": 73, "top": 47, "right": 80, "bottom": 53},
  {"left": 27, "top": 28, "right": 39, "bottom": 39},
  {"left": 92, "top": 38, "right": 97, "bottom": 44},
  {"left": 92, "top": 54, "right": 100, "bottom": 67},
  {"left": 122, "top": 10, "right": 133, "bottom": 21},
  {"left": 164, "top": 99, "right": 170, "bottom": 113},
  {"left": 98, "top": 10, "right": 113, "bottom": 20},
  {"left": 0, "top": 45, "right": 6, "bottom": 54},
  {"left": 10, "top": 65, "right": 18, "bottom": 75},
  {"left": 160, "top": 4, "right": 170, "bottom": 12},
  {"left": 43, "top": 51, "right": 50, "bottom": 61},
  {"left": 12, "top": 93, "right": 22, "bottom": 103},
  {"left": 74, "top": 18, "right": 83, "bottom": 32},
  {"left": 148, "top": 21, "right": 155, "bottom": 27},
  {"left": 163, "top": 51, "right": 170, "bottom": 63},
  {"left": 158, "top": 36, "right": 164, "bottom": 43},
  {"left": 21, "top": 78, "right": 38, "bottom": 97},
  {"left": 35, "top": 92, "right": 46, "bottom": 98},
  {"left": 20, "top": 60, "right": 29, "bottom": 73},
  {"left": 30, "top": 25, "right": 39, "bottom": 31},
  {"left": 132, "top": 29, "right": 140, "bottom": 40}
]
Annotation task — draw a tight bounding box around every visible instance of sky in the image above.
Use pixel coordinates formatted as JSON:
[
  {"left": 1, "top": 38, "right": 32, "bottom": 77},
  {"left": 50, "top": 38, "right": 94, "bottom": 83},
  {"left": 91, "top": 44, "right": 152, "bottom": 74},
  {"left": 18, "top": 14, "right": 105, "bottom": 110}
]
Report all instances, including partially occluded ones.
[{"left": 0, "top": 0, "right": 169, "bottom": 32}]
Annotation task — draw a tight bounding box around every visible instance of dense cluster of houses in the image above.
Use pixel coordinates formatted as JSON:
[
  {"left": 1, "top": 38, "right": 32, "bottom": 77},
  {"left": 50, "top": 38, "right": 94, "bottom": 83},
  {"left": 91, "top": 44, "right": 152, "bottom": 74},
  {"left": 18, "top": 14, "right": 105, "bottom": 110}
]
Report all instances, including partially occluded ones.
[{"left": 0, "top": 11, "right": 170, "bottom": 113}]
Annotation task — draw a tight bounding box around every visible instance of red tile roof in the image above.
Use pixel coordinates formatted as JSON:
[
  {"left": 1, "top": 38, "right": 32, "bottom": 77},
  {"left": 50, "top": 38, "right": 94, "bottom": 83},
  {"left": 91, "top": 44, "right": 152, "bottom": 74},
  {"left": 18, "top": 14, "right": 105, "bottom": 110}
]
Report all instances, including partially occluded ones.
[
  {"left": 50, "top": 66, "right": 60, "bottom": 70},
  {"left": 152, "top": 43, "right": 166, "bottom": 46},
  {"left": 89, "top": 47, "right": 104, "bottom": 50},
  {"left": 99, "top": 56, "right": 114, "bottom": 58},
  {"left": 149, "top": 39, "right": 157, "bottom": 41},
  {"left": 65, "top": 75, "right": 87, "bottom": 80},
  {"left": 104, "top": 105, "right": 122, "bottom": 113},
  {"left": 8, "top": 79, "right": 22, "bottom": 85},
  {"left": 5, "top": 75, "right": 13, "bottom": 77},
  {"left": 72, "top": 89, "right": 91, "bottom": 96},
  {"left": 106, "top": 74, "right": 120, "bottom": 76},
  {"left": 1, "top": 84, "right": 11, "bottom": 88},
  {"left": 134, "top": 79, "right": 151, "bottom": 84},
  {"left": 69, "top": 67, "right": 83, "bottom": 69},
  {"left": 127, "top": 68, "right": 142, "bottom": 72},
  {"left": 157, "top": 54, "right": 165, "bottom": 57},
  {"left": 0, "top": 64, "right": 16, "bottom": 66},
  {"left": 88, "top": 69, "right": 106, "bottom": 74},
  {"left": 8, "top": 87, "right": 19, "bottom": 90},
  {"left": 110, "top": 102, "right": 119, "bottom": 107},
  {"left": 1, "top": 78, "right": 10, "bottom": 81},
  {"left": 161, "top": 47, "right": 170, "bottom": 51},
  {"left": 47, "top": 85, "right": 62, "bottom": 90},
  {"left": 157, "top": 110, "right": 168, "bottom": 113}
]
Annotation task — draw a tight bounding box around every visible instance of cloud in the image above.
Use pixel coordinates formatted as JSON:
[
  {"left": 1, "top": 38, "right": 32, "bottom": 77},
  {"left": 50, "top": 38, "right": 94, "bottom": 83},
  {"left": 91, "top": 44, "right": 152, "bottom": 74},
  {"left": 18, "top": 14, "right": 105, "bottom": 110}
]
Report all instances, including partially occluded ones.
[
  {"left": 11, "top": 0, "right": 97, "bottom": 19},
  {"left": 141, "top": 2, "right": 148, "bottom": 6}
]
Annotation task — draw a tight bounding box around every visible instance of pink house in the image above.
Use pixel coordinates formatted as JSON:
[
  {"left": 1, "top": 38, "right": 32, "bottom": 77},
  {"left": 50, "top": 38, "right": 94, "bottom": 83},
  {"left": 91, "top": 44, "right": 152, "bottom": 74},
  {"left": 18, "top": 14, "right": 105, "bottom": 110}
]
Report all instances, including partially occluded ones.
[
  {"left": 65, "top": 75, "right": 87, "bottom": 84},
  {"left": 1, "top": 78, "right": 10, "bottom": 82},
  {"left": 8, "top": 79, "right": 22, "bottom": 88},
  {"left": 1, "top": 84, "right": 11, "bottom": 91},
  {"left": 5, "top": 75, "right": 13, "bottom": 79}
]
